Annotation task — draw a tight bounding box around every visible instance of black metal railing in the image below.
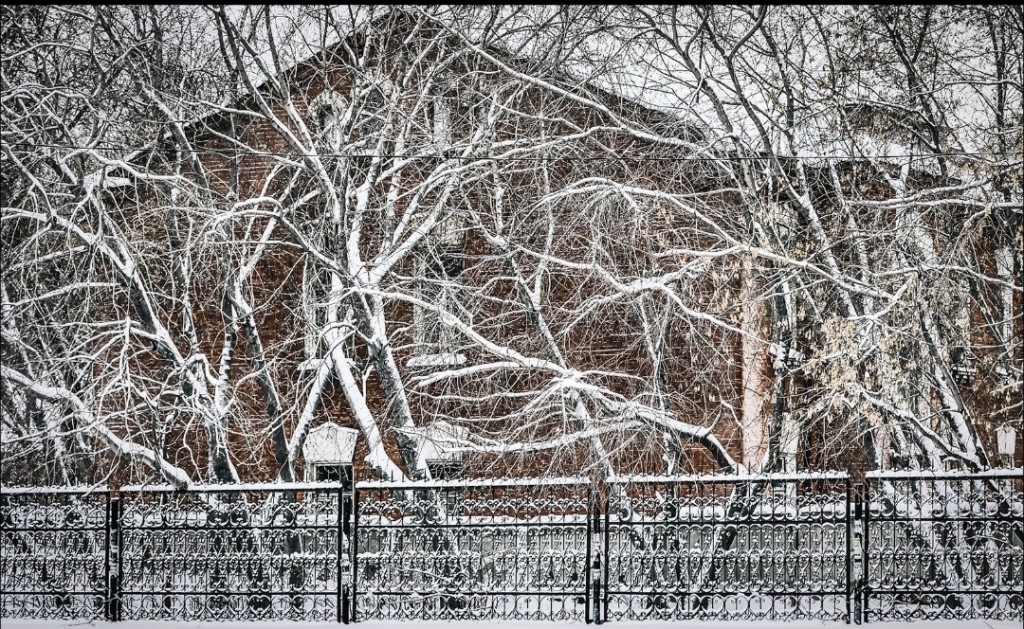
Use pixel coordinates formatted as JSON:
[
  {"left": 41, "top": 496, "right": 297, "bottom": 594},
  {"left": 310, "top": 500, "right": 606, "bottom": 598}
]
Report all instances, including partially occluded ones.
[
  {"left": 116, "top": 484, "right": 350, "bottom": 622},
  {"left": 2, "top": 469, "right": 1021, "bottom": 624},
  {"left": 862, "top": 470, "right": 1023, "bottom": 622},
  {"left": 352, "top": 477, "right": 591, "bottom": 622},
  {"left": 603, "top": 473, "right": 851, "bottom": 623},
  {"left": 0, "top": 487, "right": 109, "bottom": 620}
]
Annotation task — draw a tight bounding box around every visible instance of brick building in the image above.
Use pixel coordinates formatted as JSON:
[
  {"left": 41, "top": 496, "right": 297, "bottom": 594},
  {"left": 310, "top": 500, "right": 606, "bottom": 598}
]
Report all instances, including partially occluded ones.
[{"left": 4, "top": 10, "right": 1017, "bottom": 488}]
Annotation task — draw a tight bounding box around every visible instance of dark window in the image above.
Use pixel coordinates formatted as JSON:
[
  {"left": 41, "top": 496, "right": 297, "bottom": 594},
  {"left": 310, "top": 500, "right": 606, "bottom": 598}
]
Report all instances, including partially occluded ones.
[
  {"left": 315, "top": 464, "right": 353, "bottom": 490},
  {"left": 950, "top": 346, "right": 977, "bottom": 385},
  {"left": 427, "top": 247, "right": 463, "bottom": 279},
  {"left": 365, "top": 86, "right": 385, "bottom": 114},
  {"left": 427, "top": 460, "right": 464, "bottom": 480},
  {"left": 317, "top": 105, "right": 334, "bottom": 130}
]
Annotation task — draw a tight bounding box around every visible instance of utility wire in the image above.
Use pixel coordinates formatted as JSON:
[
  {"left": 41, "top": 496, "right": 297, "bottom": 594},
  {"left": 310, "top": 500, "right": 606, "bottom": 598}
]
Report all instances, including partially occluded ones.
[{"left": 4, "top": 142, "right": 1016, "bottom": 163}]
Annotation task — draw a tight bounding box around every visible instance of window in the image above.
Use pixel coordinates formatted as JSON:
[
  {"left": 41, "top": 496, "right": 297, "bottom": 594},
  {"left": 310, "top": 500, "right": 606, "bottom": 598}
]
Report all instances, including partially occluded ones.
[
  {"left": 302, "top": 423, "right": 358, "bottom": 493},
  {"left": 300, "top": 258, "right": 347, "bottom": 371},
  {"left": 949, "top": 277, "right": 976, "bottom": 386},
  {"left": 996, "top": 246, "right": 1014, "bottom": 352},
  {"left": 429, "top": 89, "right": 451, "bottom": 147},
  {"left": 308, "top": 91, "right": 348, "bottom": 151},
  {"left": 950, "top": 346, "right": 977, "bottom": 386},
  {"left": 427, "top": 460, "right": 464, "bottom": 481},
  {"left": 354, "top": 75, "right": 393, "bottom": 137},
  {"left": 316, "top": 104, "right": 334, "bottom": 130},
  {"left": 428, "top": 246, "right": 464, "bottom": 279},
  {"left": 365, "top": 85, "right": 385, "bottom": 114},
  {"left": 417, "top": 421, "right": 469, "bottom": 513},
  {"left": 409, "top": 271, "right": 464, "bottom": 367},
  {"left": 314, "top": 464, "right": 353, "bottom": 490},
  {"left": 408, "top": 216, "right": 466, "bottom": 369}
]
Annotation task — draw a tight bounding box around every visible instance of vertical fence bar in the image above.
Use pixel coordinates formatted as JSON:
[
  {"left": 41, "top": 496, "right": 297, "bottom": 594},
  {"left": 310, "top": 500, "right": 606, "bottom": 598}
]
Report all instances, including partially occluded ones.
[
  {"left": 350, "top": 486, "right": 359, "bottom": 623},
  {"left": 852, "top": 482, "right": 863, "bottom": 625},
  {"left": 342, "top": 487, "right": 350, "bottom": 626},
  {"left": 585, "top": 487, "right": 593, "bottom": 624},
  {"left": 861, "top": 481, "right": 870, "bottom": 624},
  {"left": 104, "top": 492, "right": 112, "bottom": 621},
  {"left": 109, "top": 496, "right": 122, "bottom": 622},
  {"left": 341, "top": 487, "right": 351, "bottom": 624},
  {"left": 601, "top": 486, "right": 609, "bottom": 624},
  {"left": 592, "top": 488, "right": 600, "bottom": 624},
  {"left": 846, "top": 474, "right": 853, "bottom": 624}
]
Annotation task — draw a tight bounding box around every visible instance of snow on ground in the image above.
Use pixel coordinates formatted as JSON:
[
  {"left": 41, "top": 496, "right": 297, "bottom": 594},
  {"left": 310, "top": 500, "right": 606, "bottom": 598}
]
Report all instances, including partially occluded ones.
[{"left": 3, "top": 620, "right": 1020, "bottom": 629}]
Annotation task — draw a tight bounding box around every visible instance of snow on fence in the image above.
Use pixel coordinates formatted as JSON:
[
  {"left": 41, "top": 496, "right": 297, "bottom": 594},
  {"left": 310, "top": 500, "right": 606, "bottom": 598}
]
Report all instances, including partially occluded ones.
[
  {"left": 603, "top": 474, "right": 852, "bottom": 623},
  {"left": 862, "top": 470, "right": 1023, "bottom": 622},
  {"left": 1, "top": 485, "right": 351, "bottom": 623},
  {"left": 115, "top": 485, "right": 350, "bottom": 622},
  {"left": 1, "top": 470, "right": 1021, "bottom": 624},
  {"left": 352, "top": 478, "right": 593, "bottom": 622},
  {"left": 0, "top": 489, "right": 109, "bottom": 620}
]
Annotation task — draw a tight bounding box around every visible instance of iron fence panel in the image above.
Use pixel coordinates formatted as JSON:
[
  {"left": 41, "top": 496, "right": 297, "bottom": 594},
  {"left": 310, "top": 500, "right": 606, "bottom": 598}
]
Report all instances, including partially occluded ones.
[
  {"left": 604, "top": 474, "right": 851, "bottom": 623},
  {"left": 117, "top": 486, "right": 348, "bottom": 622},
  {"left": 352, "top": 478, "right": 591, "bottom": 622},
  {"left": 0, "top": 488, "right": 109, "bottom": 620},
  {"left": 864, "top": 470, "right": 1023, "bottom": 622}
]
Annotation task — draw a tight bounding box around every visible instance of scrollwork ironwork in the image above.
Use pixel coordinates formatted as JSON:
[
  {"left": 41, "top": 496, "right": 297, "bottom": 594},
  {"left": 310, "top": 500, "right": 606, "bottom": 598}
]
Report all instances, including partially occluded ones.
[
  {"left": 354, "top": 481, "right": 591, "bottom": 621},
  {"left": 865, "top": 472, "right": 1023, "bottom": 622},
  {"left": 1, "top": 491, "right": 108, "bottom": 620},
  {"left": 605, "top": 475, "right": 852, "bottom": 622},
  {"left": 3, "top": 472, "right": 1020, "bottom": 623},
  {"left": 116, "top": 488, "right": 346, "bottom": 622}
]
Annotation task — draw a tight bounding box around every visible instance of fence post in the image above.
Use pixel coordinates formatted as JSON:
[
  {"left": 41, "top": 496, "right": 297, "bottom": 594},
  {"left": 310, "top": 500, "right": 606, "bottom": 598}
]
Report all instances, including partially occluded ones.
[
  {"left": 593, "top": 487, "right": 604, "bottom": 625},
  {"left": 586, "top": 486, "right": 593, "bottom": 624},
  {"left": 855, "top": 482, "right": 866, "bottom": 624},
  {"left": 860, "top": 483, "right": 868, "bottom": 626},
  {"left": 601, "top": 486, "right": 610, "bottom": 624},
  {"left": 343, "top": 488, "right": 353, "bottom": 624},
  {"left": 350, "top": 486, "right": 359, "bottom": 623},
  {"left": 337, "top": 488, "right": 345, "bottom": 624},
  {"left": 846, "top": 475, "right": 853, "bottom": 625},
  {"left": 104, "top": 493, "right": 111, "bottom": 621},
  {"left": 106, "top": 495, "right": 121, "bottom": 622}
]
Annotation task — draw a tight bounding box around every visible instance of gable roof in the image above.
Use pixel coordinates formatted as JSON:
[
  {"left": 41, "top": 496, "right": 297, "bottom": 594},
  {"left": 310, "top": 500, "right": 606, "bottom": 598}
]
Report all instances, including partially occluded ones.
[{"left": 88, "top": 7, "right": 704, "bottom": 185}]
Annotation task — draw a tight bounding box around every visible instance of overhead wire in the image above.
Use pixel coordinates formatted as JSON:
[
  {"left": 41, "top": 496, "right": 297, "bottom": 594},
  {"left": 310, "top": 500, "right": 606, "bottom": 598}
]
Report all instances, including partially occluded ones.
[{"left": 4, "top": 142, "right": 1016, "bottom": 163}]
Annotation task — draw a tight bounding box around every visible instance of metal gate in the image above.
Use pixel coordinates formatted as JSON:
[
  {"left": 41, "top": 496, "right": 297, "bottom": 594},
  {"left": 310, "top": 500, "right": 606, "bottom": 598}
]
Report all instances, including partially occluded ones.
[
  {"left": 352, "top": 477, "right": 594, "bottom": 621},
  {"left": 863, "top": 470, "right": 1023, "bottom": 622},
  {"left": 602, "top": 473, "right": 851, "bottom": 622}
]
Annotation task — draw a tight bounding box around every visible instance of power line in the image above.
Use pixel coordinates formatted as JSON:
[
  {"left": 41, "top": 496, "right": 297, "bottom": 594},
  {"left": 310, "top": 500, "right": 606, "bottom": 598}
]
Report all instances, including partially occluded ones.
[{"left": 5, "top": 141, "right": 1015, "bottom": 163}]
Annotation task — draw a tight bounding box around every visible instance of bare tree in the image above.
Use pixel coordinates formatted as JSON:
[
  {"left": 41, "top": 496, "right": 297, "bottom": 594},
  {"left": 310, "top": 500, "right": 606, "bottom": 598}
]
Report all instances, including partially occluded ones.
[
  {"left": 2, "top": 6, "right": 1020, "bottom": 488},
  {"left": 487, "top": 4, "right": 1022, "bottom": 474}
]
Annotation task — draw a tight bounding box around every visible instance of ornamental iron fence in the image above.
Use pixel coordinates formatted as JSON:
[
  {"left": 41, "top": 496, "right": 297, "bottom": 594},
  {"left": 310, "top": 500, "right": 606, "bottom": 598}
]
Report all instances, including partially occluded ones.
[
  {"left": 116, "top": 485, "right": 350, "bottom": 622},
  {"left": 0, "top": 488, "right": 109, "bottom": 620},
  {"left": 2, "top": 469, "right": 1021, "bottom": 624},
  {"left": 603, "top": 473, "right": 851, "bottom": 623},
  {"left": 352, "top": 478, "right": 593, "bottom": 622},
  {"left": 862, "top": 470, "right": 1023, "bottom": 622}
]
